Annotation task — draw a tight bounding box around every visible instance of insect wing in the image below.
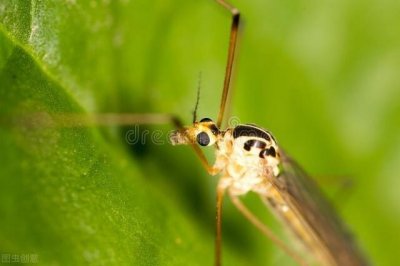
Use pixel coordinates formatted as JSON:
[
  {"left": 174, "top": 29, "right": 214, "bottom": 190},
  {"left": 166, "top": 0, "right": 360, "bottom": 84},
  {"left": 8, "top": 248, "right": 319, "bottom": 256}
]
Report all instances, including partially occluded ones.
[{"left": 267, "top": 150, "right": 368, "bottom": 266}]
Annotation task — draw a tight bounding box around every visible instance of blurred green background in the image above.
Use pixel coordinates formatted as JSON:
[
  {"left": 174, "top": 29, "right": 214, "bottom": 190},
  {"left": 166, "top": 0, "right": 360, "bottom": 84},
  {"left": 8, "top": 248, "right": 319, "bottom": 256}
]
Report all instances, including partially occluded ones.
[{"left": 1, "top": 0, "right": 399, "bottom": 265}]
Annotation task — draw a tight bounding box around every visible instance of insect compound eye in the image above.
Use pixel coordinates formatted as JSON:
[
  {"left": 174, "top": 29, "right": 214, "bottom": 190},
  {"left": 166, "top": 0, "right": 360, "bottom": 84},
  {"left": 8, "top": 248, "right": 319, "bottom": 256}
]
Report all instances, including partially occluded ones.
[
  {"left": 259, "top": 146, "right": 276, "bottom": 158},
  {"left": 200, "top": 117, "right": 213, "bottom": 123},
  {"left": 196, "top": 131, "right": 211, "bottom": 146}
]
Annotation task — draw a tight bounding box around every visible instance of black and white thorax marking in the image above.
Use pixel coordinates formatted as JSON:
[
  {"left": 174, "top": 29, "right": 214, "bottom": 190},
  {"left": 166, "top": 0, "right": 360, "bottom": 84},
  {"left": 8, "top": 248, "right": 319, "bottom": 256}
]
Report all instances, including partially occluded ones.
[
  {"left": 216, "top": 124, "right": 281, "bottom": 195},
  {"left": 170, "top": 119, "right": 281, "bottom": 196}
]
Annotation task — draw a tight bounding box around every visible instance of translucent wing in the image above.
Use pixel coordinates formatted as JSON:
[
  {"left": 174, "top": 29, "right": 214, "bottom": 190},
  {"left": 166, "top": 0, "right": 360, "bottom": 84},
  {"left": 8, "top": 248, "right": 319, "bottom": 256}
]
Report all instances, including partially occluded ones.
[{"left": 264, "top": 149, "right": 368, "bottom": 266}]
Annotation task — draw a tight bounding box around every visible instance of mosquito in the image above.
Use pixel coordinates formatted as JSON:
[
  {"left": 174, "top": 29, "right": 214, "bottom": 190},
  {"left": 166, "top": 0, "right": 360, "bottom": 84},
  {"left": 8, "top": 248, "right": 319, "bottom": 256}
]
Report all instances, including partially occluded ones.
[{"left": 14, "top": 0, "right": 369, "bottom": 265}]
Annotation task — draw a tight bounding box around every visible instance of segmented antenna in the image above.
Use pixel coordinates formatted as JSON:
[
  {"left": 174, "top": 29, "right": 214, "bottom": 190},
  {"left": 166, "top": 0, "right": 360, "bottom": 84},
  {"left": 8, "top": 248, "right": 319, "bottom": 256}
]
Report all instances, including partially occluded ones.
[{"left": 192, "top": 72, "right": 202, "bottom": 123}]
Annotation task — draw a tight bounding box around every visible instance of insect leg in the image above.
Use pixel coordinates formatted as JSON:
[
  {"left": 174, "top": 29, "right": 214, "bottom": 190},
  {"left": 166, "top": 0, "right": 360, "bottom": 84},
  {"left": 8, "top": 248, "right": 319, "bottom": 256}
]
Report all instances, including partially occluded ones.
[
  {"left": 30, "top": 112, "right": 218, "bottom": 174},
  {"left": 229, "top": 192, "right": 309, "bottom": 266},
  {"left": 214, "top": 0, "right": 240, "bottom": 128},
  {"left": 215, "top": 183, "right": 226, "bottom": 266},
  {"left": 11, "top": 112, "right": 183, "bottom": 128}
]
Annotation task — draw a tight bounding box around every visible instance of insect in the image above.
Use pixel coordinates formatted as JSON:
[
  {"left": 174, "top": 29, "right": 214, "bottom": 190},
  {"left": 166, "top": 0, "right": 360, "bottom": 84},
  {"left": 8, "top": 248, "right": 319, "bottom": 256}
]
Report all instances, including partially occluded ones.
[
  {"left": 14, "top": 0, "right": 369, "bottom": 265},
  {"left": 164, "top": 1, "right": 369, "bottom": 265}
]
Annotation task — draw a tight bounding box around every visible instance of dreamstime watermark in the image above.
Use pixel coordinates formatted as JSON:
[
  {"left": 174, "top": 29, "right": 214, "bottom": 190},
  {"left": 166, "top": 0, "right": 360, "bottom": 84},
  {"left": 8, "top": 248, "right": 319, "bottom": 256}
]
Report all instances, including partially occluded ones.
[
  {"left": 125, "top": 125, "right": 172, "bottom": 145},
  {"left": 228, "top": 116, "right": 241, "bottom": 127},
  {"left": 124, "top": 116, "right": 242, "bottom": 145},
  {"left": 1, "top": 253, "right": 38, "bottom": 264}
]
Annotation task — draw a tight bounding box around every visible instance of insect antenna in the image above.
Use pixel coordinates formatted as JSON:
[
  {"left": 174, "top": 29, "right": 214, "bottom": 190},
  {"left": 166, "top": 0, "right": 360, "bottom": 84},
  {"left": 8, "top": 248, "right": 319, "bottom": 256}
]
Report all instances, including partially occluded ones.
[{"left": 192, "top": 72, "right": 202, "bottom": 123}]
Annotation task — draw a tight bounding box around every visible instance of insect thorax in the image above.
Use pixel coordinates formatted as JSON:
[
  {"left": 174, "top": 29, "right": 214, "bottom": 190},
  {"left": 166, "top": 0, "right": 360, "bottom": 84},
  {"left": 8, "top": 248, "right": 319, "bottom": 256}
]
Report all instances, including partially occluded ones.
[{"left": 215, "top": 124, "right": 281, "bottom": 196}]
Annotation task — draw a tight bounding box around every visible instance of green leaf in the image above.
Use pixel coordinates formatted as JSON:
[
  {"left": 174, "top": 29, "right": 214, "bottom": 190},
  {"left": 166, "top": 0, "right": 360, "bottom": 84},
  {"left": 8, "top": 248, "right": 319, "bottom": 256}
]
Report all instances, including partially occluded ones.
[{"left": 1, "top": 0, "right": 400, "bottom": 265}]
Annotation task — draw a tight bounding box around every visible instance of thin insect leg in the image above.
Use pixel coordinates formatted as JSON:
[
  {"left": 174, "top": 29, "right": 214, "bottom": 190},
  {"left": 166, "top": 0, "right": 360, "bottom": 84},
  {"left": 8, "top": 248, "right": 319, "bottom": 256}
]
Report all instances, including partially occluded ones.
[
  {"left": 229, "top": 192, "right": 309, "bottom": 266},
  {"left": 215, "top": 0, "right": 240, "bottom": 128},
  {"left": 190, "top": 143, "right": 220, "bottom": 175},
  {"left": 215, "top": 184, "right": 226, "bottom": 266},
  {"left": 23, "top": 112, "right": 219, "bottom": 174},
  {"left": 12, "top": 113, "right": 183, "bottom": 128},
  {"left": 78, "top": 113, "right": 217, "bottom": 174},
  {"left": 75, "top": 113, "right": 183, "bottom": 127}
]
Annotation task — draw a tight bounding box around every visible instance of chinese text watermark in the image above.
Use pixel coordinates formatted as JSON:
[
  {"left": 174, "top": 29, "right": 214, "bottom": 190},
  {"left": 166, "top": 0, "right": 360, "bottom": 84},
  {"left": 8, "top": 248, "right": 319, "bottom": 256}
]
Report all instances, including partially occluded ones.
[{"left": 1, "top": 253, "right": 38, "bottom": 264}]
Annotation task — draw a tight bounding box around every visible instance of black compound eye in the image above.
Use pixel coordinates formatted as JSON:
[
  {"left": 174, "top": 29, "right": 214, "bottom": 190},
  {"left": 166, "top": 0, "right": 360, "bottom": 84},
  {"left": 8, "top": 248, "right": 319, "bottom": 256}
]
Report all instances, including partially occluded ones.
[
  {"left": 197, "top": 132, "right": 210, "bottom": 146},
  {"left": 200, "top": 117, "right": 213, "bottom": 123}
]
